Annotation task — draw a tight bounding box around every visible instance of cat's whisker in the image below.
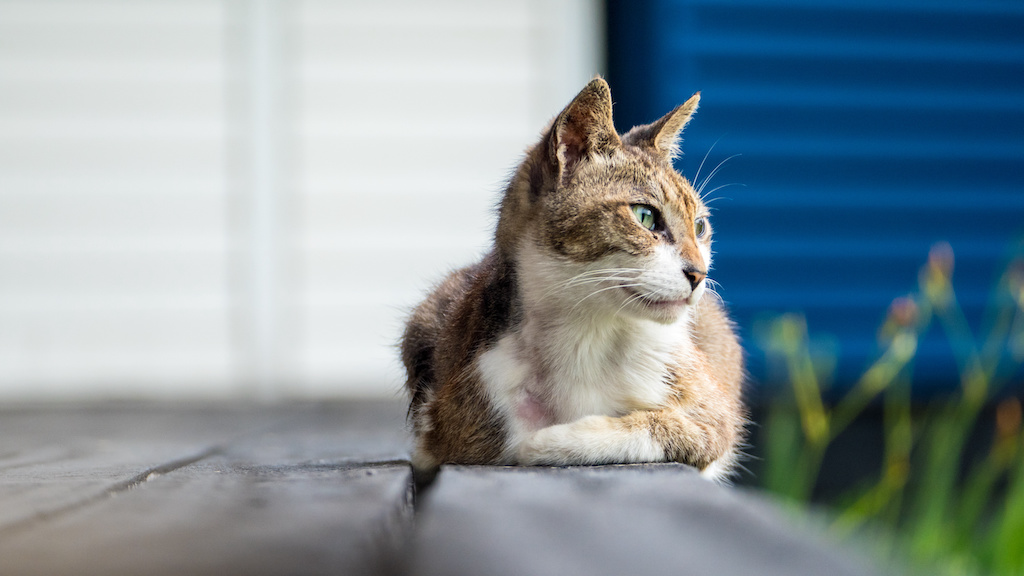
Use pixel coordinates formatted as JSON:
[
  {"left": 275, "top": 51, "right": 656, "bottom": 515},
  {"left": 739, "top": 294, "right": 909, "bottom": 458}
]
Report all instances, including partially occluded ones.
[
  {"left": 692, "top": 137, "right": 723, "bottom": 188},
  {"left": 564, "top": 271, "right": 643, "bottom": 286},
  {"left": 696, "top": 154, "right": 741, "bottom": 198},
  {"left": 560, "top": 273, "right": 635, "bottom": 287},
  {"left": 562, "top": 268, "right": 645, "bottom": 283},
  {"left": 696, "top": 154, "right": 735, "bottom": 196},
  {"left": 571, "top": 267, "right": 644, "bottom": 278},
  {"left": 615, "top": 290, "right": 650, "bottom": 317},
  {"left": 554, "top": 267, "right": 645, "bottom": 287},
  {"left": 547, "top": 274, "right": 642, "bottom": 297},
  {"left": 573, "top": 281, "right": 646, "bottom": 303},
  {"left": 570, "top": 282, "right": 646, "bottom": 314},
  {"left": 700, "top": 183, "right": 746, "bottom": 205},
  {"left": 540, "top": 268, "right": 644, "bottom": 298},
  {"left": 702, "top": 280, "right": 725, "bottom": 307}
]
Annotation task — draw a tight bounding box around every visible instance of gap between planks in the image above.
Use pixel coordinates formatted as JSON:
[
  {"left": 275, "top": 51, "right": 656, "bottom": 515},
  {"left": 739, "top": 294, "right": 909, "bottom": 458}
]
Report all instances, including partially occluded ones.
[{"left": 0, "top": 446, "right": 222, "bottom": 539}]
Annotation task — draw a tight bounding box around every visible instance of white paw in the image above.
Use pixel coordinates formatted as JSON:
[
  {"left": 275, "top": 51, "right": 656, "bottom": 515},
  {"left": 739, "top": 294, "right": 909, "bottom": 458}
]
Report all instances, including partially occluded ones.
[
  {"left": 516, "top": 415, "right": 664, "bottom": 466},
  {"left": 517, "top": 421, "right": 584, "bottom": 466}
]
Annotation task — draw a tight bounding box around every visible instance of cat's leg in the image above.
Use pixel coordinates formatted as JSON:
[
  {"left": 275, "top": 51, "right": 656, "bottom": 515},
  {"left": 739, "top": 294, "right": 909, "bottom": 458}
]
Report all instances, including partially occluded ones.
[{"left": 516, "top": 407, "right": 736, "bottom": 476}]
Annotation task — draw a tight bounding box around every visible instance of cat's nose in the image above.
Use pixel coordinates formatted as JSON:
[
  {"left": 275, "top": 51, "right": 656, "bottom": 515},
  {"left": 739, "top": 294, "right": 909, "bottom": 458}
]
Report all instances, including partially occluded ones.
[{"left": 683, "top": 266, "right": 706, "bottom": 291}]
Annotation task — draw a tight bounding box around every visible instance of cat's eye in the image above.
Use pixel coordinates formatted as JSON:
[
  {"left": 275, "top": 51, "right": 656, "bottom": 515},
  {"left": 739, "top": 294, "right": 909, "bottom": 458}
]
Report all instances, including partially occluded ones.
[
  {"left": 695, "top": 217, "right": 709, "bottom": 238},
  {"left": 631, "top": 204, "right": 657, "bottom": 231}
]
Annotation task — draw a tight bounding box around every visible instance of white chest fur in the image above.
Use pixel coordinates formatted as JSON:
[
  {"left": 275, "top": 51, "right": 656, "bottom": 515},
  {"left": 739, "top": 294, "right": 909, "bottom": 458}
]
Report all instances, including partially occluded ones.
[
  {"left": 476, "top": 236, "right": 697, "bottom": 460},
  {"left": 477, "top": 309, "right": 690, "bottom": 450}
]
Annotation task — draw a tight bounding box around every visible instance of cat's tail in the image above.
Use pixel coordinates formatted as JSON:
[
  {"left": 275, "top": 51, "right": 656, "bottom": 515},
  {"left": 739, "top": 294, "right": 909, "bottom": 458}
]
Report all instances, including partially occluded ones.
[{"left": 400, "top": 305, "right": 438, "bottom": 419}]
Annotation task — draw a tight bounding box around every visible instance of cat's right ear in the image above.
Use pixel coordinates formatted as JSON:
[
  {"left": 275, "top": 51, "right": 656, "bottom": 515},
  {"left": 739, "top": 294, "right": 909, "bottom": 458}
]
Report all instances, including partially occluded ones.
[
  {"left": 622, "top": 92, "right": 700, "bottom": 161},
  {"left": 547, "top": 77, "right": 621, "bottom": 182}
]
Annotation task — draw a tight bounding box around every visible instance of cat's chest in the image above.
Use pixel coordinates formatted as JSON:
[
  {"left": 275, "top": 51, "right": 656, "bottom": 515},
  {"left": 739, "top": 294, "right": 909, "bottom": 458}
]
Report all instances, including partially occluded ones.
[{"left": 477, "top": 318, "right": 684, "bottom": 429}]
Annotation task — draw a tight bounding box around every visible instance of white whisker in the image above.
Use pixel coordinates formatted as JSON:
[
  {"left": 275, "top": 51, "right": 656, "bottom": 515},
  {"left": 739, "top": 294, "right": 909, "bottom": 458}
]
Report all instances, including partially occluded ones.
[
  {"left": 692, "top": 137, "right": 723, "bottom": 188},
  {"left": 615, "top": 289, "right": 650, "bottom": 317},
  {"left": 540, "top": 268, "right": 644, "bottom": 298},
  {"left": 696, "top": 154, "right": 741, "bottom": 198},
  {"left": 700, "top": 182, "right": 746, "bottom": 203},
  {"left": 570, "top": 282, "right": 645, "bottom": 314}
]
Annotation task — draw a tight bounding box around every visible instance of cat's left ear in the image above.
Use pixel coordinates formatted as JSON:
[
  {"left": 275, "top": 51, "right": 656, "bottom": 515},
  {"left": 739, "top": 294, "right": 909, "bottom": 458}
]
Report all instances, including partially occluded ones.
[
  {"left": 624, "top": 92, "right": 700, "bottom": 160},
  {"left": 548, "top": 77, "right": 622, "bottom": 180}
]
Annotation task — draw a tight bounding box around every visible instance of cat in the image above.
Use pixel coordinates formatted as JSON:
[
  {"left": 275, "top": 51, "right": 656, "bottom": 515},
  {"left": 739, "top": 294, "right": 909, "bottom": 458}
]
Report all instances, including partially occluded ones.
[{"left": 401, "top": 77, "right": 745, "bottom": 482}]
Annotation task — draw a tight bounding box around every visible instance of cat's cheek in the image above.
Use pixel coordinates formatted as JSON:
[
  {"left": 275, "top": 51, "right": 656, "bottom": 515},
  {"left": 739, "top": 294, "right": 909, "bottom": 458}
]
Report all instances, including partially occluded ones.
[{"left": 698, "top": 241, "right": 713, "bottom": 271}]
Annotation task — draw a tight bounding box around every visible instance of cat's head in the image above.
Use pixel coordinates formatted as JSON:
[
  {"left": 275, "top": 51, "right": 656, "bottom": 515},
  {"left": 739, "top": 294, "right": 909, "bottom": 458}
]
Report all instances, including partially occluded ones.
[{"left": 499, "top": 77, "right": 712, "bottom": 325}]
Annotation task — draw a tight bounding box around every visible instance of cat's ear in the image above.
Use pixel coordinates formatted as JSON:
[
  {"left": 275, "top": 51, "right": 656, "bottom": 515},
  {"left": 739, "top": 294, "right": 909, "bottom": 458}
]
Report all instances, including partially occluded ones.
[
  {"left": 548, "top": 77, "right": 621, "bottom": 178},
  {"left": 624, "top": 92, "right": 700, "bottom": 160}
]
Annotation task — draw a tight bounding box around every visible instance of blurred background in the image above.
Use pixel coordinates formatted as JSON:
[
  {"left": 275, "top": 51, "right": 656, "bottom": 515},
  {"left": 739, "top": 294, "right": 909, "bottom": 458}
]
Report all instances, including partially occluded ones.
[
  {"left": 0, "top": 0, "right": 1022, "bottom": 403},
  {"left": 6, "top": 2, "right": 1022, "bottom": 569},
  {"left": 0, "top": 0, "right": 602, "bottom": 400},
  {"left": 606, "top": 0, "right": 1024, "bottom": 400}
]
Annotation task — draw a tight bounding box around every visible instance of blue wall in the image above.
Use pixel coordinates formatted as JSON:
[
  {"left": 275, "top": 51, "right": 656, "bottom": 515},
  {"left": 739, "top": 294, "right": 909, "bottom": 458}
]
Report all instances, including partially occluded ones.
[{"left": 606, "top": 0, "right": 1024, "bottom": 394}]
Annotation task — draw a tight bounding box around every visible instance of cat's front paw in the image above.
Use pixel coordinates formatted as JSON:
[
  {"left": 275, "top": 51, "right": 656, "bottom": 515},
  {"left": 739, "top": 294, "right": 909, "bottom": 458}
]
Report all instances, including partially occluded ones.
[
  {"left": 517, "top": 422, "right": 581, "bottom": 466},
  {"left": 518, "top": 415, "right": 638, "bottom": 466}
]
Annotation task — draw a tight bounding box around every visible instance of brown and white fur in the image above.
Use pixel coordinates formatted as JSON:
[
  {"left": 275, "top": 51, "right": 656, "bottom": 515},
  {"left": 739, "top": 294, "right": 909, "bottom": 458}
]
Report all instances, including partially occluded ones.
[{"left": 401, "top": 78, "right": 745, "bottom": 482}]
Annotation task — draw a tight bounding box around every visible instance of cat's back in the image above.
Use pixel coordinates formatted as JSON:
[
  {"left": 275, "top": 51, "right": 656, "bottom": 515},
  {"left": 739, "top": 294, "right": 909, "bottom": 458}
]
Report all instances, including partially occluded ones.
[
  {"left": 401, "top": 251, "right": 513, "bottom": 408},
  {"left": 400, "top": 261, "right": 474, "bottom": 403}
]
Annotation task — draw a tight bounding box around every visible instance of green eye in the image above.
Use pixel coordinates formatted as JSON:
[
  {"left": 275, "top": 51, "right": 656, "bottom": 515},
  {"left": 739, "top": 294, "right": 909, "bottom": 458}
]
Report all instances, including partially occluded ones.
[
  {"left": 695, "top": 216, "right": 708, "bottom": 238},
  {"left": 631, "top": 204, "right": 657, "bottom": 231}
]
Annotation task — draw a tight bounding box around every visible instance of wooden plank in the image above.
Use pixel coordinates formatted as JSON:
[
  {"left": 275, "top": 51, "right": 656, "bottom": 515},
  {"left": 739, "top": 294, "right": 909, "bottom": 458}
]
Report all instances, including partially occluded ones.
[
  {"left": 0, "top": 403, "right": 885, "bottom": 575},
  {"left": 1, "top": 462, "right": 412, "bottom": 576},
  {"left": 0, "top": 404, "right": 267, "bottom": 531},
  {"left": 0, "top": 400, "right": 413, "bottom": 576},
  {"left": 410, "top": 464, "right": 880, "bottom": 576}
]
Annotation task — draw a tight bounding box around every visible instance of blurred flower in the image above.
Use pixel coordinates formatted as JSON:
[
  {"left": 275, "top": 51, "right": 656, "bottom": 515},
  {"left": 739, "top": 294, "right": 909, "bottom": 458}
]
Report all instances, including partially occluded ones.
[
  {"left": 878, "top": 296, "right": 919, "bottom": 343},
  {"left": 928, "top": 241, "right": 955, "bottom": 277},
  {"left": 921, "top": 242, "right": 954, "bottom": 309},
  {"left": 888, "top": 296, "right": 919, "bottom": 328}
]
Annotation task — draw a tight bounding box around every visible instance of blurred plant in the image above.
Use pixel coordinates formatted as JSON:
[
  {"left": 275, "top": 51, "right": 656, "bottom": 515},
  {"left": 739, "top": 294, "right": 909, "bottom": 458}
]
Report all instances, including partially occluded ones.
[{"left": 759, "top": 242, "right": 1024, "bottom": 575}]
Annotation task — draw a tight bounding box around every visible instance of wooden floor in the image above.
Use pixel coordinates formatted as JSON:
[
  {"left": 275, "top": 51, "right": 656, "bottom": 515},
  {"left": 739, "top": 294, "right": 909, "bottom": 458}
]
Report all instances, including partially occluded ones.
[{"left": 0, "top": 401, "right": 880, "bottom": 576}]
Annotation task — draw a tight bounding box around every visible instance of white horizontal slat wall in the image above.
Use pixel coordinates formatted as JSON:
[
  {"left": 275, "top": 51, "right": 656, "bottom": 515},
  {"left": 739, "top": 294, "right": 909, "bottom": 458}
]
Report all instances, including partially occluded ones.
[
  {"left": 0, "top": 0, "right": 233, "bottom": 399},
  {"left": 289, "top": 0, "right": 602, "bottom": 397},
  {"left": 0, "top": 0, "right": 602, "bottom": 400}
]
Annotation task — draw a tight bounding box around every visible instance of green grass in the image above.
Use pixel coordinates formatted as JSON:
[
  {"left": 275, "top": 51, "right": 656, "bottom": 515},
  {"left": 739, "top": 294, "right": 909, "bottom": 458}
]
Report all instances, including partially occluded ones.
[{"left": 758, "top": 242, "right": 1024, "bottom": 575}]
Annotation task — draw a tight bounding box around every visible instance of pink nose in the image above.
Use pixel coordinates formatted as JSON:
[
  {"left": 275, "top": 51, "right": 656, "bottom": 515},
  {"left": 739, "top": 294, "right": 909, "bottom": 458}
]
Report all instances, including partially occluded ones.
[{"left": 683, "top": 266, "right": 706, "bottom": 291}]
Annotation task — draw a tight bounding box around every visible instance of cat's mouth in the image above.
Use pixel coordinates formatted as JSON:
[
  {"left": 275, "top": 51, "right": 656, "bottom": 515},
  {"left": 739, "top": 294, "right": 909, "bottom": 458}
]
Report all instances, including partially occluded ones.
[{"left": 621, "top": 286, "right": 692, "bottom": 309}]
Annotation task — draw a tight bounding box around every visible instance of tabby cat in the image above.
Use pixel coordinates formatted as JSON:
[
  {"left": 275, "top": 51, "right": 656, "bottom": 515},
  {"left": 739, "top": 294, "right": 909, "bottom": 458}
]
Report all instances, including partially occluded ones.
[{"left": 401, "top": 77, "right": 745, "bottom": 482}]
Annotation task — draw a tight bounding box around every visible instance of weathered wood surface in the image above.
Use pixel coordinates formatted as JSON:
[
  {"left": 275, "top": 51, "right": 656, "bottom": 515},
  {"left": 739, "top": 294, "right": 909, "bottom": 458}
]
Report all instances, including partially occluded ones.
[
  {"left": 0, "top": 402, "right": 412, "bottom": 576},
  {"left": 0, "top": 401, "right": 881, "bottom": 576},
  {"left": 410, "top": 465, "right": 877, "bottom": 576}
]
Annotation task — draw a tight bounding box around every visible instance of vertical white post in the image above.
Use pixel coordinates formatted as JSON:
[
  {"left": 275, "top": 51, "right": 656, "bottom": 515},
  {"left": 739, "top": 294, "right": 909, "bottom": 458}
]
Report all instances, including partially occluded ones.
[{"left": 245, "top": 0, "right": 283, "bottom": 399}]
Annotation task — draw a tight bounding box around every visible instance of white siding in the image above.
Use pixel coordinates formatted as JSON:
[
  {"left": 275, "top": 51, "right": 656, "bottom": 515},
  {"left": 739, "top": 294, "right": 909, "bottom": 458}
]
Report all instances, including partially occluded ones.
[
  {"left": 0, "top": 0, "right": 602, "bottom": 400},
  {"left": 0, "top": 0, "right": 232, "bottom": 399}
]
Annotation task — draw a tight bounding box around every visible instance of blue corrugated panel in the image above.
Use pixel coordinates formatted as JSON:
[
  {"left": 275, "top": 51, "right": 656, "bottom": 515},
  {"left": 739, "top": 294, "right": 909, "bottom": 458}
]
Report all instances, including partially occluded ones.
[{"left": 607, "top": 0, "right": 1024, "bottom": 394}]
